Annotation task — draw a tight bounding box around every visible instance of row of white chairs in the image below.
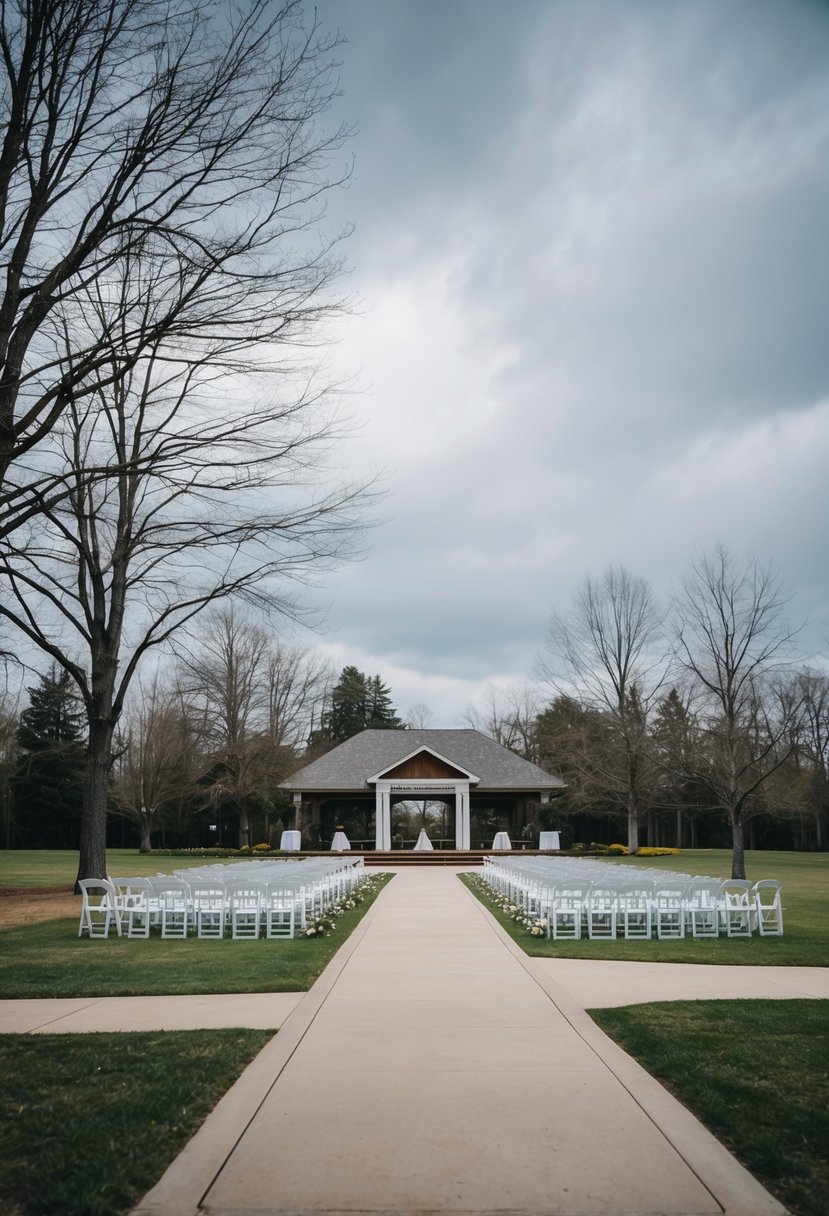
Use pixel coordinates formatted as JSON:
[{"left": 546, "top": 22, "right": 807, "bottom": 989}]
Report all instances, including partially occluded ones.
[
  {"left": 78, "top": 857, "right": 365, "bottom": 941},
  {"left": 482, "top": 856, "right": 783, "bottom": 940}
]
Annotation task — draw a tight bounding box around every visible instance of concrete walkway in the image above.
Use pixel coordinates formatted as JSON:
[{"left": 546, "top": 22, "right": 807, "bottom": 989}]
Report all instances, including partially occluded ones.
[
  {"left": 126, "top": 867, "right": 792, "bottom": 1216},
  {"left": 0, "top": 992, "right": 302, "bottom": 1034}
]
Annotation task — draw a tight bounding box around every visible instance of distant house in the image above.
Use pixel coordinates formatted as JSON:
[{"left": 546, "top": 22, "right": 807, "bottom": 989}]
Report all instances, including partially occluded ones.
[{"left": 280, "top": 729, "right": 565, "bottom": 850}]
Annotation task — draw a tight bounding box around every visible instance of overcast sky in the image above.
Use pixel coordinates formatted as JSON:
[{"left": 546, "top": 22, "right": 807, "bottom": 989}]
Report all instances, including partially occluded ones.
[{"left": 300, "top": 0, "right": 829, "bottom": 725}]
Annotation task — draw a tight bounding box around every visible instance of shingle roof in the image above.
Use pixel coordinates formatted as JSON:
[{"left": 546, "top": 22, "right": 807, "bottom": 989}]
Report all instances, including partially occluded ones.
[{"left": 281, "top": 729, "right": 565, "bottom": 792}]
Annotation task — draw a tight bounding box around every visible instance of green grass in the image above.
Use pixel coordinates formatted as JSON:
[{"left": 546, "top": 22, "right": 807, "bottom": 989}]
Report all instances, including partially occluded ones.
[
  {"left": 461, "top": 849, "right": 829, "bottom": 965},
  {"left": 0, "top": 1029, "right": 272, "bottom": 1216},
  {"left": 592, "top": 1000, "right": 829, "bottom": 1216},
  {"left": 0, "top": 873, "right": 392, "bottom": 998},
  {"left": 0, "top": 849, "right": 239, "bottom": 888}
]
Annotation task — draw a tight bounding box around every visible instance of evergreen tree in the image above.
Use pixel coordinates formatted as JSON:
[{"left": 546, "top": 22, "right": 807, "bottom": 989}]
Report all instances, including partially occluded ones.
[
  {"left": 322, "top": 667, "right": 405, "bottom": 742},
  {"left": 14, "top": 666, "right": 86, "bottom": 847},
  {"left": 366, "top": 675, "right": 405, "bottom": 730}
]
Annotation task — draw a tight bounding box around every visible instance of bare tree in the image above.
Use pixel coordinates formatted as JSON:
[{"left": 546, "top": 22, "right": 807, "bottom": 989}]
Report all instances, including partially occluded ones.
[
  {"left": 0, "top": 690, "right": 19, "bottom": 848},
  {"left": 405, "top": 702, "right": 435, "bottom": 729},
  {"left": 0, "top": 1, "right": 368, "bottom": 885},
  {"left": 540, "top": 566, "right": 666, "bottom": 852},
  {"left": 264, "top": 642, "right": 332, "bottom": 758},
  {"left": 0, "top": 258, "right": 364, "bottom": 886},
  {"left": 463, "top": 683, "right": 541, "bottom": 759},
  {"left": 0, "top": 0, "right": 351, "bottom": 538},
  {"left": 176, "top": 610, "right": 325, "bottom": 846},
  {"left": 111, "top": 676, "right": 192, "bottom": 852},
  {"left": 796, "top": 670, "right": 829, "bottom": 849},
  {"left": 672, "top": 546, "right": 802, "bottom": 877},
  {"left": 765, "top": 668, "right": 829, "bottom": 850},
  {"left": 177, "top": 611, "right": 269, "bottom": 848}
]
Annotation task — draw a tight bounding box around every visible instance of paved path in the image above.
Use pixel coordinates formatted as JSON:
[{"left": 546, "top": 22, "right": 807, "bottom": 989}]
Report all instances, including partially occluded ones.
[
  {"left": 0, "top": 992, "right": 302, "bottom": 1034},
  {"left": 130, "top": 867, "right": 789, "bottom": 1216}
]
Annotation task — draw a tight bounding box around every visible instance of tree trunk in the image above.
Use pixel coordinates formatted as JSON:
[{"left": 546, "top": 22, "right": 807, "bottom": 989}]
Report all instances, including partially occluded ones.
[
  {"left": 675, "top": 806, "right": 683, "bottom": 849},
  {"left": 730, "top": 811, "right": 746, "bottom": 879},
  {"left": 75, "top": 719, "right": 115, "bottom": 890},
  {"left": 238, "top": 809, "right": 251, "bottom": 848},
  {"left": 138, "top": 818, "right": 153, "bottom": 853},
  {"left": 627, "top": 810, "right": 639, "bottom": 854}
]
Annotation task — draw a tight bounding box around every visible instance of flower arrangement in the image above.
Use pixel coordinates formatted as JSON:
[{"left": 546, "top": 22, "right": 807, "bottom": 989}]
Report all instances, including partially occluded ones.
[
  {"left": 305, "top": 914, "right": 337, "bottom": 937},
  {"left": 303, "top": 874, "right": 384, "bottom": 938},
  {"left": 465, "top": 874, "right": 546, "bottom": 937}
]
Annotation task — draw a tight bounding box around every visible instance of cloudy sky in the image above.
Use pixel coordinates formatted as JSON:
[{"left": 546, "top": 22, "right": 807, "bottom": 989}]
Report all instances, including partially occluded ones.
[{"left": 299, "top": 0, "right": 829, "bottom": 725}]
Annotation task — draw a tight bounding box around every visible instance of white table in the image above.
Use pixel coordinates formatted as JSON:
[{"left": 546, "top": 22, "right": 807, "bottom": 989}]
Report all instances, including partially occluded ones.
[
  {"left": 280, "top": 830, "right": 301, "bottom": 851},
  {"left": 331, "top": 831, "right": 351, "bottom": 851},
  {"left": 413, "top": 828, "right": 433, "bottom": 851},
  {"left": 491, "top": 831, "right": 512, "bottom": 851},
  {"left": 539, "top": 831, "right": 561, "bottom": 850}
]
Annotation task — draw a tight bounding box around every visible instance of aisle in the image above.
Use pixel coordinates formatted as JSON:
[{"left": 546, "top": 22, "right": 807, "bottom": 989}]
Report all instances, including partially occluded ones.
[{"left": 136, "top": 867, "right": 784, "bottom": 1216}]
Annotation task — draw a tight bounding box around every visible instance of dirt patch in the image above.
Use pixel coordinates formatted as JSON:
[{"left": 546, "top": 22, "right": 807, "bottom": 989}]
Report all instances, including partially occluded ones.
[{"left": 0, "top": 889, "right": 78, "bottom": 929}]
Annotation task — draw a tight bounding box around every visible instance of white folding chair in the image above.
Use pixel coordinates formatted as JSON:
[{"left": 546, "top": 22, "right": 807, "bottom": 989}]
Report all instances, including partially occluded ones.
[
  {"left": 78, "top": 879, "right": 122, "bottom": 939},
  {"left": 718, "top": 879, "right": 753, "bottom": 937},
  {"left": 617, "top": 881, "right": 653, "bottom": 940},
  {"left": 190, "top": 882, "right": 227, "bottom": 939},
  {"left": 752, "top": 880, "right": 783, "bottom": 936},
  {"left": 653, "top": 883, "right": 687, "bottom": 939},
  {"left": 227, "top": 880, "right": 264, "bottom": 940},
  {"left": 109, "top": 876, "right": 155, "bottom": 938},
  {"left": 586, "top": 886, "right": 617, "bottom": 940},
  {"left": 547, "top": 882, "right": 591, "bottom": 939},
  {"left": 264, "top": 883, "right": 296, "bottom": 939},
  {"left": 152, "top": 880, "right": 190, "bottom": 939},
  {"left": 686, "top": 879, "right": 721, "bottom": 939}
]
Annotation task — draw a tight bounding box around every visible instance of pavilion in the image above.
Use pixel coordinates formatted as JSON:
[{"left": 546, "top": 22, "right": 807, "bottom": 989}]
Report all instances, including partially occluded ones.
[{"left": 280, "top": 729, "right": 565, "bottom": 851}]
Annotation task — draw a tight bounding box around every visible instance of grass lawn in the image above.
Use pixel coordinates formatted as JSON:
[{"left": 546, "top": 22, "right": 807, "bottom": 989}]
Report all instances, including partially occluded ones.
[
  {"left": 0, "top": 871, "right": 392, "bottom": 998},
  {"left": 0, "top": 1029, "right": 272, "bottom": 1216},
  {"left": 462, "top": 849, "right": 829, "bottom": 965},
  {"left": 0, "top": 849, "right": 239, "bottom": 888},
  {"left": 592, "top": 999, "right": 829, "bottom": 1216}
]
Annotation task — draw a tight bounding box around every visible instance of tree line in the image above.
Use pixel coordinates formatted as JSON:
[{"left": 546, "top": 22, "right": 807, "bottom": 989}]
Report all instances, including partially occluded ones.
[
  {"left": 465, "top": 548, "right": 827, "bottom": 878},
  {"left": 0, "top": 637, "right": 406, "bottom": 853}
]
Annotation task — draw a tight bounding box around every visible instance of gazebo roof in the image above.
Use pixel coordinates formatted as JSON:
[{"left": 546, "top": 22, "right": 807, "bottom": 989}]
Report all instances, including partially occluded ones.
[{"left": 281, "top": 729, "right": 565, "bottom": 794}]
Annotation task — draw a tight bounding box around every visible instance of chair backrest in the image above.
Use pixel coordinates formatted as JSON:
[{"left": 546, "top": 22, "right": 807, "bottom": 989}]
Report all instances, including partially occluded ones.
[
  {"left": 226, "top": 880, "right": 265, "bottom": 907},
  {"left": 151, "top": 880, "right": 190, "bottom": 908},
  {"left": 78, "top": 878, "right": 121, "bottom": 937},
  {"left": 190, "top": 882, "right": 226, "bottom": 907},
  {"left": 718, "top": 879, "right": 752, "bottom": 905}
]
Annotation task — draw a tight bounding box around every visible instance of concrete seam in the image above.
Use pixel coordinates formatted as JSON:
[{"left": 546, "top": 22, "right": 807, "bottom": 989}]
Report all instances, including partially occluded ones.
[{"left": 24, "top": 996, "right": 105, "bottom": 1035}]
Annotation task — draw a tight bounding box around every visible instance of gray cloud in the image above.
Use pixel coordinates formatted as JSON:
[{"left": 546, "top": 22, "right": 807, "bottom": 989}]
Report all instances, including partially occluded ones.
[{"left": 303, "top": 0, "right": 829, "bottom": 719}]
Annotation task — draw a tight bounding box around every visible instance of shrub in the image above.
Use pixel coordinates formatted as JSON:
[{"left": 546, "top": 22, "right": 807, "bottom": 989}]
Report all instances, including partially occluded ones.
[
  {"left": 606, "top": 843, "right": 628, "bottom": 855},
  {"left": 636, "top": 846, "right": 681, "bottom": 857}
]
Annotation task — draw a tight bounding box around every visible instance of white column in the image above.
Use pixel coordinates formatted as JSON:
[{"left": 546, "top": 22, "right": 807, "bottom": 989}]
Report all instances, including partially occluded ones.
[
  {"left": 455, "top": 782, "right": 470, "bottom": 850},
  {"left": 375, "top": 782, "right": 391, "bottom": 850}
]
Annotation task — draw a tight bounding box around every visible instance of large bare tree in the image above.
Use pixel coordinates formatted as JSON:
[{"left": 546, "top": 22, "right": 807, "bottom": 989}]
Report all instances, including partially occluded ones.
[
  {"left": 672, "top": 546, "right": 802, "bottom": 878},
  {"left": 0, "top": 0, "right": 350, "bottom": 536},
  {"left": 0, "top": 1, "right": 365, "bottom": 885},
  {"left": 540, "top": 566, "right": 666, "bottom": 852}
]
